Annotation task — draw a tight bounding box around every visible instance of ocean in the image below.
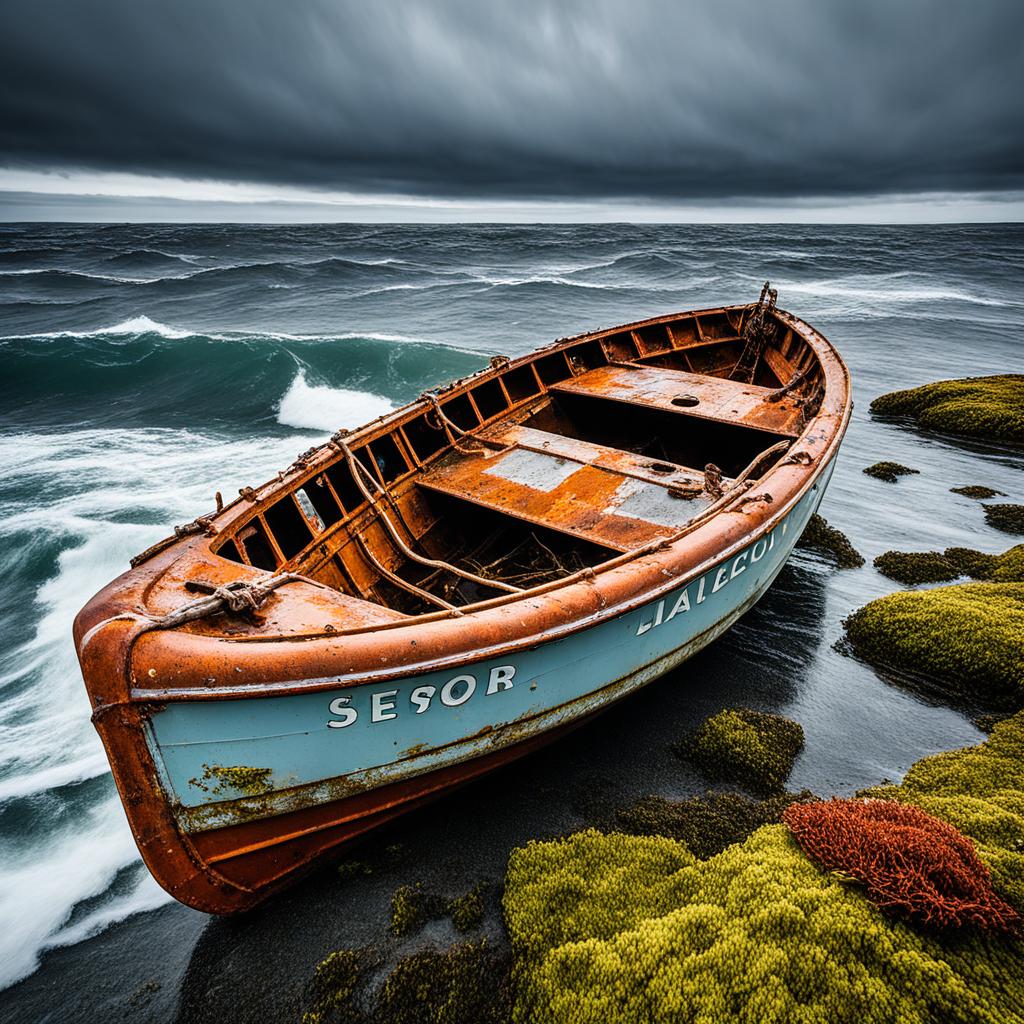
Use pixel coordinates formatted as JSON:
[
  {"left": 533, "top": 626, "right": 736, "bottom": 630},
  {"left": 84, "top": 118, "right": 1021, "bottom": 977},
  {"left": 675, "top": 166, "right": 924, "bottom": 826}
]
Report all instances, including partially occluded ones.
[{"left": 0, "top": 222, "right": 1021, "bottom": 1012}]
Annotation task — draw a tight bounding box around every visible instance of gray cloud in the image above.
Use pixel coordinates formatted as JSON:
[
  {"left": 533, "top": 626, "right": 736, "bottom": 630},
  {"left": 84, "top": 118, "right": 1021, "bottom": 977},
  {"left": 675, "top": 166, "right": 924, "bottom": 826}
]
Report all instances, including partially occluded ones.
[{"left": 0, "top": 0, "right": 1021, "bottom": 201}]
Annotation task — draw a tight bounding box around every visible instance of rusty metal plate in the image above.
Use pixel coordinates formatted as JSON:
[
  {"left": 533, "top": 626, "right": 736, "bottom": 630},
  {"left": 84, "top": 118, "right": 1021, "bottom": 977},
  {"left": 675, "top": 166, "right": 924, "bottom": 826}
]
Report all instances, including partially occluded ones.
[
  {"left": 420, "top": 432, "right": 717, "bottom": 553},
  {"left": 484, "top": 424, "right": 707, "bottom": 491},
  {"left": 483, "top": 447, "right": 581, "bottom": 491},
  {"left": 551, "top": 364, "right": 804, "bottom": 437}
]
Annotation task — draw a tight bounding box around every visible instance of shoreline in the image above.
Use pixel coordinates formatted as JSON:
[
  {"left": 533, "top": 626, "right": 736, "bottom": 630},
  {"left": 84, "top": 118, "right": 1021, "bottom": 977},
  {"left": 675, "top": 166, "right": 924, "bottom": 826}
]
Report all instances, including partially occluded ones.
[{"left": 1, "top": 558, "right": 984, "bottom": 1023}]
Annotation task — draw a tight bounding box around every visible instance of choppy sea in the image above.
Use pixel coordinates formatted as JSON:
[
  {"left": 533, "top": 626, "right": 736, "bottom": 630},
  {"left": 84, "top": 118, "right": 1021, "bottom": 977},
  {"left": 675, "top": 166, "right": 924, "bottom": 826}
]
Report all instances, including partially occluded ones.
[{"left": 0, "top": 222, "right": 1021, "bottom": 1003}]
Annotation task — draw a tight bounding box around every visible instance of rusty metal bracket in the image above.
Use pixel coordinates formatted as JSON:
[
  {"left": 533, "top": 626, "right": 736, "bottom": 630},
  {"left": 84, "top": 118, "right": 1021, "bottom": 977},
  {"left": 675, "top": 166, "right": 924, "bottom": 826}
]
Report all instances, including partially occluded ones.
[{"left": 703, "top": 463, "right": 724, "bottom": 498}]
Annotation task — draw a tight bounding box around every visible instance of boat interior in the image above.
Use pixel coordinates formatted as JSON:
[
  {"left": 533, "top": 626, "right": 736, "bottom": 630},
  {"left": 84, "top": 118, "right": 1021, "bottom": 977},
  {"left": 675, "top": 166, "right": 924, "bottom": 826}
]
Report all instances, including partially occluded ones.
[{"left": 212, "top": 300, "right": 824, "bottom": 617}]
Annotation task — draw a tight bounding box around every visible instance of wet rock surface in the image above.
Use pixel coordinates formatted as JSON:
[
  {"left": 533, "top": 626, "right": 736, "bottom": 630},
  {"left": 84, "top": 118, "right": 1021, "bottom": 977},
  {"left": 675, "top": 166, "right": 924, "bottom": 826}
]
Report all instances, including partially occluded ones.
[{"left": 863, "top": 461, "right": 920, "bottom": 482}]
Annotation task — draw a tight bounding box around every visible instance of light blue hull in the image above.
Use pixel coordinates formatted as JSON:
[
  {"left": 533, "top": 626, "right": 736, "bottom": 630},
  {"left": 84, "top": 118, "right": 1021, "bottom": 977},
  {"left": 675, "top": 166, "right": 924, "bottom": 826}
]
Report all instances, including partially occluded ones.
[{"left": 148, "top": 468, "right": 830, "bottom": 835}]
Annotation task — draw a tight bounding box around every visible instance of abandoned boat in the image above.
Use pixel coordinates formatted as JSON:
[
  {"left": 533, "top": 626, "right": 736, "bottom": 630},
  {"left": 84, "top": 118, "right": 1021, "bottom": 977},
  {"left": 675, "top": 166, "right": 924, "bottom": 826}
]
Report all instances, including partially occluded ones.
[{"left": 75, "top": 286, "right": 851, "bottom": 913}]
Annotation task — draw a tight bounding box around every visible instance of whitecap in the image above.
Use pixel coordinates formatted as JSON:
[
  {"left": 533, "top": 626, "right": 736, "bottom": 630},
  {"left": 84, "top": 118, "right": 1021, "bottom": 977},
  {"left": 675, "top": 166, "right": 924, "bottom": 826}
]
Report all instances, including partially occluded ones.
[
  {"left": 779, "top": 274, "right": 1011, "bottom": 308},
  {"left": 276, "top": 370, "right": 395, "bottom": 432}
]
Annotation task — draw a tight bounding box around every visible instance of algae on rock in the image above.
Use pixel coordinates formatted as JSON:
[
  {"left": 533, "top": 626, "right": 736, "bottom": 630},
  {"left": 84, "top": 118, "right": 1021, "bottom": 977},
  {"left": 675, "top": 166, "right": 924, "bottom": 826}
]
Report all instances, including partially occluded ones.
[
  {"left": 301, "top": 947, "right": 379, "bottom": 1024},
  {"left": 873, "top": 545, "right": 1024, "bottom": 586},
  {"left": 389, "top": 881, "right": 489, "bottom": 937},
  {"left": 984, "top": 503, "right": 1024, "bottom": 535},
  {"left": 616, "top": 789, "right": 813, "bottom": 859},
  {"left": 952, "top": 485, "right": 1005, "bottom": 499},
  {"left": 863, "top": 461, "right": 919, "bottom": 482},
  {"left": 795, "top": 513, "right": 864, "bottom": 568},
  {"left": 843, "top": 582, "right": 1024, "bottom": 705},
  {"left": 870, "top": 374, "right": 1024, "bottom": 444},
  {"left": 675, "top": 708, "right": 804, "bottom": 794},
  {"left": 873, "top": 550, "right": 960, "bottom": 585},
  {"left": 376, "top": 940, "right": 510, "bottom": 1024}
]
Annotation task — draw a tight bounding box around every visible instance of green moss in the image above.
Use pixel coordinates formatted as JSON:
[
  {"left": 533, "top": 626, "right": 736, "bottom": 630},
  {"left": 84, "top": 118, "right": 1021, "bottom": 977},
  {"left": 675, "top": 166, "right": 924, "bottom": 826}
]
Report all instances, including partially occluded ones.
[
  {"left": 616, "top": 789, "right": 814, "bottom": 859},
  {"left": 873, "top": 546, "right": 1024, "bottom": 586},
  {"left": 870, "top": 374, "right": 1024, "bottom": 444},
  {"left": 863, "top": 461, "right": 920, "bottom": 482},
  {"left": 985, "top": 503, "right": 1024, "bottom": 535},
  {"left": 795, "top": 513, "right": 865, "bottom": 568},
  {"left": 952, "top": 485, "right": 1005, "bottom": 499},
  {"left": 301, "top": 946, "right": 378, "bottom": 1024},
  {"left": 389, "top": 881, "right": 489, "bottom": 937},
  {"left": 873, "top": 550, "right": 959, "bottom": 585},
  {"left": 504, "top": 717, "right": 1024, "bottom": 1024},
  {"left": 859, "top": 712, "right": 1024, "bottom": 914},
  {"left": 389, "top": 883, "right": 446, "bottom": 938},
  {"left": 844, "top": 583, "right": 1024, "bottom": 705},
  {"left": 675, "top": 708, "right": 804, "bottom": 794},
  {"left": 376, "top": 940, "right": 510, "bottom": 1024},
  {"left": 336, "top": 860, "right": 374, "bottom": 882},
  {"left": 947, "top": 545, "right": 1024, "bottom": 582},
  {"left": 449, "top": 883, "right": 486, "bottom": 932},
  {"left": 187, "top": 763, "right": 273, "bottom": 796},
  {"left": 505, "top": 824, "right": 1024, "bottom": 1024}
]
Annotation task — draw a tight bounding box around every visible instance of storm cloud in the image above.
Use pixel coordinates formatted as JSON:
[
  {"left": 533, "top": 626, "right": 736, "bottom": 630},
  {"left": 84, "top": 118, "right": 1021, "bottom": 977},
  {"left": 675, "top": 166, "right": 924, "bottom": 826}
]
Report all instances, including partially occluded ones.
[{"left": 1, "top": 0, "right": 1021, "bottom": 202}]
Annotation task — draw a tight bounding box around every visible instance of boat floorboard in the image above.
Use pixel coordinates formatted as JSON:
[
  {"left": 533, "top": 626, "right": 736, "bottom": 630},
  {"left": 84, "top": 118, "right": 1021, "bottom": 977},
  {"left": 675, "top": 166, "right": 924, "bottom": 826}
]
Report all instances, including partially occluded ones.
[
  {"left": 418, "top": 426, "right": 721, "bottom": 553},
  {"left": 551, "top": 364, "right": 804, "bottom": 437}
]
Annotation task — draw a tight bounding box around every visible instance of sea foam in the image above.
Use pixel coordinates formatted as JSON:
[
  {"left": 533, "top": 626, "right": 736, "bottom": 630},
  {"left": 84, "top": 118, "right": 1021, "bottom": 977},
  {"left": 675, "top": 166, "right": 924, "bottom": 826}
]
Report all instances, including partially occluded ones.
[{"left": 276, "top": 369, "right": 395, "bottom": 432}]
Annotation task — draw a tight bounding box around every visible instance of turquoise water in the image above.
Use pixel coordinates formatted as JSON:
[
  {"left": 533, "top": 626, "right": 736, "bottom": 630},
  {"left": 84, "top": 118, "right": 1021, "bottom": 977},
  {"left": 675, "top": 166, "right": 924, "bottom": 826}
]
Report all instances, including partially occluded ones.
[{"left": 0, "top": 222, "right": 1021, "bottom": 996}]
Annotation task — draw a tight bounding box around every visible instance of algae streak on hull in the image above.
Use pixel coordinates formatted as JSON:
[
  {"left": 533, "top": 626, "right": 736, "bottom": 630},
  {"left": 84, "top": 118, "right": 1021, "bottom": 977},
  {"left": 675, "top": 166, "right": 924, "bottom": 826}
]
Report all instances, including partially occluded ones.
[
  {"left": 503, "top": 713, "right": 1024, "bottom": 1024},
  {"left": 870, "top": 374, "right": 1024, "bottom": 444}
]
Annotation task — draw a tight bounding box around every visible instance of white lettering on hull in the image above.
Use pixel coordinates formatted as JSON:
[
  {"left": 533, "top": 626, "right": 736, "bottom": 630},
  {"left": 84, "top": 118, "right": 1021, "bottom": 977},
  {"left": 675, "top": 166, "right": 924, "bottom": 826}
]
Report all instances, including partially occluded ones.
[
  {"left": 634, "top": 522, "right": 788, "bottom": 637},
  {"left": 328, "top": 665, "right": 516, "bottom": 729}
]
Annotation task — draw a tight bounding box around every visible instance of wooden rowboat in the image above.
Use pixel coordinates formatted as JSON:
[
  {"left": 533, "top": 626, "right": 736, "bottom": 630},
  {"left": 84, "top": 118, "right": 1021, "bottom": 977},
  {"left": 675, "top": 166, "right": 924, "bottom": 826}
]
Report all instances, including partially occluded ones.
[{"left": 75, "top": 286, "right": 851, "bottom": 913}]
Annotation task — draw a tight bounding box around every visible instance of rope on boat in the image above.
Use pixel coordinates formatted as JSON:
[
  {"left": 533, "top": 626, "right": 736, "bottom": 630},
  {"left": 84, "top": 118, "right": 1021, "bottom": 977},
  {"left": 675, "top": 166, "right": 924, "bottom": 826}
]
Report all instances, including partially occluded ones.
[
  {"left": 731, "top": 281, "right": 778, "bottom": 383},
  {"left": 135, "top": 573, "right": 303, "bottom": 633},
  {"left": 703, "top": 464, "right": 725, "bottom": 498},
  {"left": 129, "top": 514, "right": 219, "bottom": 569},
  {"left": 419, "top": 390, "right": 511, "bottom": 459},
  {"left": 332, "top": 437, "right": 524, "bottom": 596}
]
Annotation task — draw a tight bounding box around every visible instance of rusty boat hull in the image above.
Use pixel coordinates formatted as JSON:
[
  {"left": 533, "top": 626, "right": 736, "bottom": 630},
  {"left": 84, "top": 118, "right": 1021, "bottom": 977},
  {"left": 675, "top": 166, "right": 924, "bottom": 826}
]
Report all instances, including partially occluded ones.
[{"left": 75, "top": 298, "right": 851, "bottom": 913}]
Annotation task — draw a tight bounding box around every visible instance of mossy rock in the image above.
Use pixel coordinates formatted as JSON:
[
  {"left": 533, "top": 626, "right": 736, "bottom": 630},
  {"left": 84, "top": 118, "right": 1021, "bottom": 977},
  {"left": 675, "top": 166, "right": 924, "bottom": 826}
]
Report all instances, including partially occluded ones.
[
  {"left": 874, "top": 546, "right": 1024, "bottom": 586},
  {"left": 675, "top": 708, "right": 804, "bottom": 794},
  {"left": 952, "top": 485, "right": 1005, "bottom": 500},
  {"left": 795, "top": 513, "right": 864, "bottom": 568},
  {"left": 863, "top": 461, "right": 920, "bottom": 482},
  {"left": 504, "top": 715, "right": 1024, "bottom": 1024},
  {"left": 616, "top": 789, "right": 814, "bottom": 859},
  {"left": 301, "top": 946, "right": 379, "bottom": 1024},
  {"left": 389, "top": 881, "right": 489, "bottom": 937},
  {"left": 448, "top": 883, "right": 486, "bottom": 932},
  {"left": 844, "top": 583, "right": 1024, "bottom": 706},
  {"left": 376, "top": 940, "right": 510, "bottom": 1024},
  {"left": 874, "top": 550, "right": 959, "bottom": 585},
  {"left": 985, "top": 503, "right": 1024, "bottom": 535},
  {"left": 870, "top": 374, "right": 1024, "bottom": 444}
]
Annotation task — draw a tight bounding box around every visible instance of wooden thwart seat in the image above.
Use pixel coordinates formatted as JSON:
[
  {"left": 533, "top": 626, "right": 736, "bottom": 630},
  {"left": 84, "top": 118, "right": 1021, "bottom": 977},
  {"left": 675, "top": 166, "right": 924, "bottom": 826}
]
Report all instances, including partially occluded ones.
[
  {"left": 551, "top": 364, "right": 804, "bottom": 437},
  {"left": 418, "top": 426, "right": 722, "bottom": 553}
]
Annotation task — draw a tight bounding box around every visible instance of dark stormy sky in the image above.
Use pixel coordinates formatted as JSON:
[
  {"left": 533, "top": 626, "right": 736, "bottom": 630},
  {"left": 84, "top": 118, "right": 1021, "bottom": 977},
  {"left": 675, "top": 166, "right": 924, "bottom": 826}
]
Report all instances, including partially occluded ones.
[{"left": 1, "top": 0, "right": 1022, "bottom": 220}]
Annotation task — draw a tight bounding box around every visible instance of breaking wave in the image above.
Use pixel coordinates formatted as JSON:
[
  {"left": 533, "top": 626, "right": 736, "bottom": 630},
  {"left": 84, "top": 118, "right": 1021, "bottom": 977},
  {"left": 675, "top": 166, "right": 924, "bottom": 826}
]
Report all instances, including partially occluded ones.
[{"left": 277, "top": 369, "right": 395, "bottom": 431}]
